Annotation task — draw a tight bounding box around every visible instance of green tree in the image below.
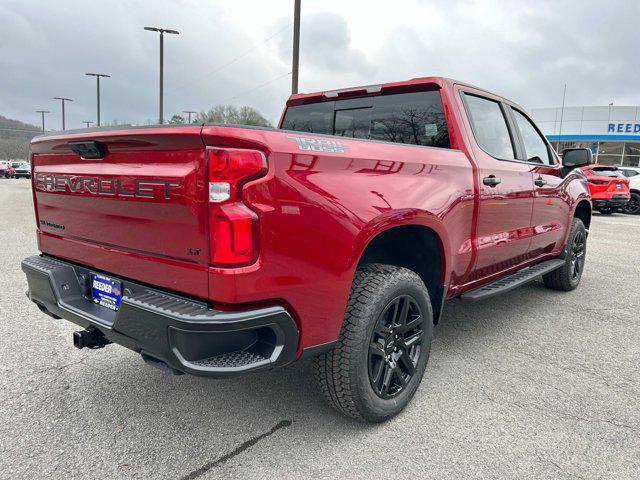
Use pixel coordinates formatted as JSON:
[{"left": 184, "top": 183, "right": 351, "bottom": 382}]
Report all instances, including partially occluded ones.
[{"left": 195, "top": 105, "right": 271, "bottom": 127}]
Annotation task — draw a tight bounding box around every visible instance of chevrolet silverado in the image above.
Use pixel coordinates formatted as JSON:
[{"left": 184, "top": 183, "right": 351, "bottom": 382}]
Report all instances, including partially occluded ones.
[{"left": 22, "top": 77, "right": 593, "bottom": 422}]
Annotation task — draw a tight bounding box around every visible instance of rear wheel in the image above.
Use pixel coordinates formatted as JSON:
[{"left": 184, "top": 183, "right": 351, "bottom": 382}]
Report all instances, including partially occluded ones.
[
  {"left": 623, "top": 192, "right": 640, "bottom": 215},
  {"left": 314, "top": 264, "right": 433, "bottom": 423},
  {"left": 543, "top": 218, "right": 587, "bottom": 291}
]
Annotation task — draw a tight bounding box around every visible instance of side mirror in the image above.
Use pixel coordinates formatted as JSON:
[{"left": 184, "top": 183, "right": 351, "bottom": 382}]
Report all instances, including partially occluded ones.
[{"left": 562, "top": 148, "right": 593, "bottom": 169}]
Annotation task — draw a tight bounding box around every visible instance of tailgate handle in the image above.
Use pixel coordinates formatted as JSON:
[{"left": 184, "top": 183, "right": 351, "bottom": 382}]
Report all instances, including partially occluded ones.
[{"left": 69, "top": 140, "right": 107, "bottom": 159}]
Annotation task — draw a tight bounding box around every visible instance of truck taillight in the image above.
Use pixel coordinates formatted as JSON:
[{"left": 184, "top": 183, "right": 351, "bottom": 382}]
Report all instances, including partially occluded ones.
[{"left": 207, "top": 147, "right": 267, "bottom": 267}]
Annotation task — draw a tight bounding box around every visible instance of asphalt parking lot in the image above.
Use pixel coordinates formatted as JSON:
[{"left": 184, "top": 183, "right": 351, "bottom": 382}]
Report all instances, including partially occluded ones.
[{"left": 0, "top": 178, "right": 638, "bottom": 479}]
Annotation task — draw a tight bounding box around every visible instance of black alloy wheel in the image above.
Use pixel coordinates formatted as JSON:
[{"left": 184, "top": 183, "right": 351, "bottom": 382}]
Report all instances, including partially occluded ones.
[
  {"left": 368, "top": 295, "right": 424, "bottom": 399},
  {"left": 570, "top": 229, "right": 586, "bottom": 281},
  {"left": 623, "top": 193, "right": 640, "bottom": 214}
]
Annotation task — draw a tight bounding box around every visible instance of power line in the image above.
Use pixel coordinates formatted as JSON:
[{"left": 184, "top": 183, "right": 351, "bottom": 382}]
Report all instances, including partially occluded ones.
[
  {"left": 167, "top": 23, "right": 292, "bottom": 95},
  {"left": 223, "top": 71, "right": 292, "bottom": 104}
]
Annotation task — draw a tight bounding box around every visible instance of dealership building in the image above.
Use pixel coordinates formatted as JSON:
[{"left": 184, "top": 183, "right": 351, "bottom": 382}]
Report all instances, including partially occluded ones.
[{"left": 530, "top": 106, "right": 640, "bottom": 167}]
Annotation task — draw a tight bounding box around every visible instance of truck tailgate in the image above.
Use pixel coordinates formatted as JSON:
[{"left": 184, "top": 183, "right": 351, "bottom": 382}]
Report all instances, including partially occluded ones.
[{"left": 30, "top": 126, "right": 209, "bottom": 297}]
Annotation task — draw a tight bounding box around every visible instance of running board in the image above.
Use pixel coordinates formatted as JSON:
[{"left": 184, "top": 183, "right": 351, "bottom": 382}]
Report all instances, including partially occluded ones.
[{"left": 460, "top": 259, "right": 565, "bottom": 302}]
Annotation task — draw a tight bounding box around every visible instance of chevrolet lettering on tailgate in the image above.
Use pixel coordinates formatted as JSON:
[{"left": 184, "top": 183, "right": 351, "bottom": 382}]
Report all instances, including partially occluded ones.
[{"left": 34, "top": 173, "right": 179, "bottom": 199}]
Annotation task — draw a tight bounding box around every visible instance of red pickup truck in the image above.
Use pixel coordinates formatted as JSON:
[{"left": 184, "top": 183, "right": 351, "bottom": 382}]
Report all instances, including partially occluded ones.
[{"left": 23, "top": 77, "right": 592, "bottom": 422}]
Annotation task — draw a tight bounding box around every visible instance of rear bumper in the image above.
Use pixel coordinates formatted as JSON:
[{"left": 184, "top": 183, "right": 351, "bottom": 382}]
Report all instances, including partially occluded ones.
[
  {"left": 593, "top": 196, "right": 629, "bottom": 209},
  {"left": 22, "top": 255, "right": 299, "bottom": 377}
]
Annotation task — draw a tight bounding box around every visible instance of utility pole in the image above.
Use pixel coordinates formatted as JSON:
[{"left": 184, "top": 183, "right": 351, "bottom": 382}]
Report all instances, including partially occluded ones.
[
  {"left": 36, "top": 110, "right": 50, "bottom": 134},
  {"left": 144, "top": 26, "right": 179, "bottom": 124},
  {"left": 53, "top": 97, "right": 73, "bottom": 130},
  {"left": 83, "top": 121, "right": 93, "bottom": 128},
  {"left": 557, "top": 84, "right": 567, "bottom": 151},
  {"left": 85, "top": 73, "right": 110, "bottom": 126},
  {"left": 183, "top": 110, "right": 196, "bottom": 123},
  {"left": 291, "top": 0, "right": 301, "bottom": 94}
]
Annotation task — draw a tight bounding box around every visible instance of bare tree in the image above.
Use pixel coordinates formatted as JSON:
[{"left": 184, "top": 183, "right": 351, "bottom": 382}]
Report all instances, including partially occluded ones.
[{"left": 195, "top": 105, "right": 271, "bottom": 127}]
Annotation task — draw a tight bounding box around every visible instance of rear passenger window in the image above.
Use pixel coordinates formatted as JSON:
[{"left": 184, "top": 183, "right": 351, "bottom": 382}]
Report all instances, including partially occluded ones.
[
  {"left": 368, "top": 92, "right": 450, "bottom": 148},
  {"left": 511, "top": 108, "right": 553, "bottom": 165},
  {"left": 464, "top": 94, "right": 515, "bottom": 159}
]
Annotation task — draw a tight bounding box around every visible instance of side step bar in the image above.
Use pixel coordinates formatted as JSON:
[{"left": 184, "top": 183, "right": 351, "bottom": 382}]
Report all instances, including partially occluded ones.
[{"left": 460, "top": 259, "right": 565, "bottom": 302}]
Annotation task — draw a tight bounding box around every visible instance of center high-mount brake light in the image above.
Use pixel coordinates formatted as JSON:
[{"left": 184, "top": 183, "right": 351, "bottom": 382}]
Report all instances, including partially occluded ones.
[{"left": 207, "top": 147, "right": 267, "bottom": 267}]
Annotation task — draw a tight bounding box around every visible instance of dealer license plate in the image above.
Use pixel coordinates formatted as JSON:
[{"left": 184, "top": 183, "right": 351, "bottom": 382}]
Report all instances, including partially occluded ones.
[{"left": 90, "top": 273, "right": 122, "bottom": 311}]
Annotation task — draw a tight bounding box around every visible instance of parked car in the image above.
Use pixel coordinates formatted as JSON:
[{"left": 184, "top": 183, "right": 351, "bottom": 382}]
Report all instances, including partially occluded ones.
[
  {"left": 4, "top": 166, "right": 15, "bottom": 179},
  {"left": 580, "top": 165, "right": 630, "bottom": 214},
  {"left": 22, "top": 77, "right": 592, "bottom": 422},
  {"left": 14, "top": 162, "right": 31, "bottom": 179},
  {"left": 617, "top": 166, "right": 640, "bottom": 214}
]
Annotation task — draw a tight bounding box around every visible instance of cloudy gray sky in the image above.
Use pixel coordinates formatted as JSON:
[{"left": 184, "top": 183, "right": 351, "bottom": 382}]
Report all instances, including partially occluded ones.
[{"left": 1, "top": 0, "right": 639, "bottom": 130}]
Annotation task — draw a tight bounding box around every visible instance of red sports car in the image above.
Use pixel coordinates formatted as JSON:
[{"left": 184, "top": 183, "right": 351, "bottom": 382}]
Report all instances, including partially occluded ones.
[{"left": 580, "top": 165, "right": 630, "bottom": 214}]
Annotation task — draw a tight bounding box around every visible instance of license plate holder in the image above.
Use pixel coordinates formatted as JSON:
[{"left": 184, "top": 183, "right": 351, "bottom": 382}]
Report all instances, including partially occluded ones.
[{"left": 90, "top": 273, "right": 122, "bottom": 311}]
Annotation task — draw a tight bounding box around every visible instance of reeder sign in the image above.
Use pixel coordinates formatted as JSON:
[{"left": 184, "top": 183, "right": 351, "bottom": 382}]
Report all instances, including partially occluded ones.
[{"left": 608, "top": 123, "right": 640, "bottom": 134}]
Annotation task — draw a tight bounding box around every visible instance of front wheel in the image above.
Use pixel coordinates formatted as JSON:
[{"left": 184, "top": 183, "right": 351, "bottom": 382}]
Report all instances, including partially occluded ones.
[
  {"left": 543, "top": 218, "right": 587, "bottom": 291},
  {"left": 314, "top": 264, "right": 433, "bottom": 423},
  {"left": 623, "top": 192, "right": 640, "bottom": 215}
]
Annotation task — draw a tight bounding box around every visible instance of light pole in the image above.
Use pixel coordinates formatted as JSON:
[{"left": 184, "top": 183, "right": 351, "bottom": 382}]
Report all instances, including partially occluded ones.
[
  {"left": 557, "top": 83, "right": 567, "bottom": 151},
  {"left": 183, "top": 110, "right": 196, "bottom": 123},
  {"left": 36, "top": 110, "right": 50, "bottom": 134},
  {"left": 53, "top": 97, "right": 73, "bottom": 130},
  {"left": 144, "top": 26, "right": 179, "bottom": 124},
  {"left": 85, "top": 73, "right": 110, "bottom": 126},
  {"left": 291, "top": 0, "right": 301, "bottom": 94},
  {"left": 83, "top": 120, "right": 93, "bottom": 128}
]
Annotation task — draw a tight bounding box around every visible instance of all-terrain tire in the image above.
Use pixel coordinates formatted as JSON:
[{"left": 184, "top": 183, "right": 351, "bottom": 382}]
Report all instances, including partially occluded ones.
[
  {"left": 542, "top": 218, "right": 587, "bottom": 291},
  {"left": 313, "top": 264, "right": 433, "bottom": 423}
]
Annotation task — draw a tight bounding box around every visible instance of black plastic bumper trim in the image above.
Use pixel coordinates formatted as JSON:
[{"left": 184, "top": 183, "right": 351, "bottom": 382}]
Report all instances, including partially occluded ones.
[
  {"left": 593, "top": 198, "right": 629, "bottom": 207},
  {"left": 22, "top": 255, "right": 299, "bottom": 378}
]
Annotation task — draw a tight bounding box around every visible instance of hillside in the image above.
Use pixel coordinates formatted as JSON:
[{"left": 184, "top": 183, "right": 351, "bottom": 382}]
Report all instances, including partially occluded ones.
[{"left": 0, "top": 115, "right": 40, "bottom": 161}]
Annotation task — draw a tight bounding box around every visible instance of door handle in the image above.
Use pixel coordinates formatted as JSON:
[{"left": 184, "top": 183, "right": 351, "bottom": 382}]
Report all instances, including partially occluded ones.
[
  {"left": 483, "top": 175, "right": 501, "bottom": 187},
  {"left": 534, "top": 177, "right": 547, "bottom": 187}
]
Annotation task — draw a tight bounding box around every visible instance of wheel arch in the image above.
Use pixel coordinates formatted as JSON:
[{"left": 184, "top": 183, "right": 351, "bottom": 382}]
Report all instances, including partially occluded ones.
[
  {"left": 355, "top": 218, "right": 449, "bottom": 324},
  {"left": 573, "top": 200, "right": 592, "bottom": 230}
]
